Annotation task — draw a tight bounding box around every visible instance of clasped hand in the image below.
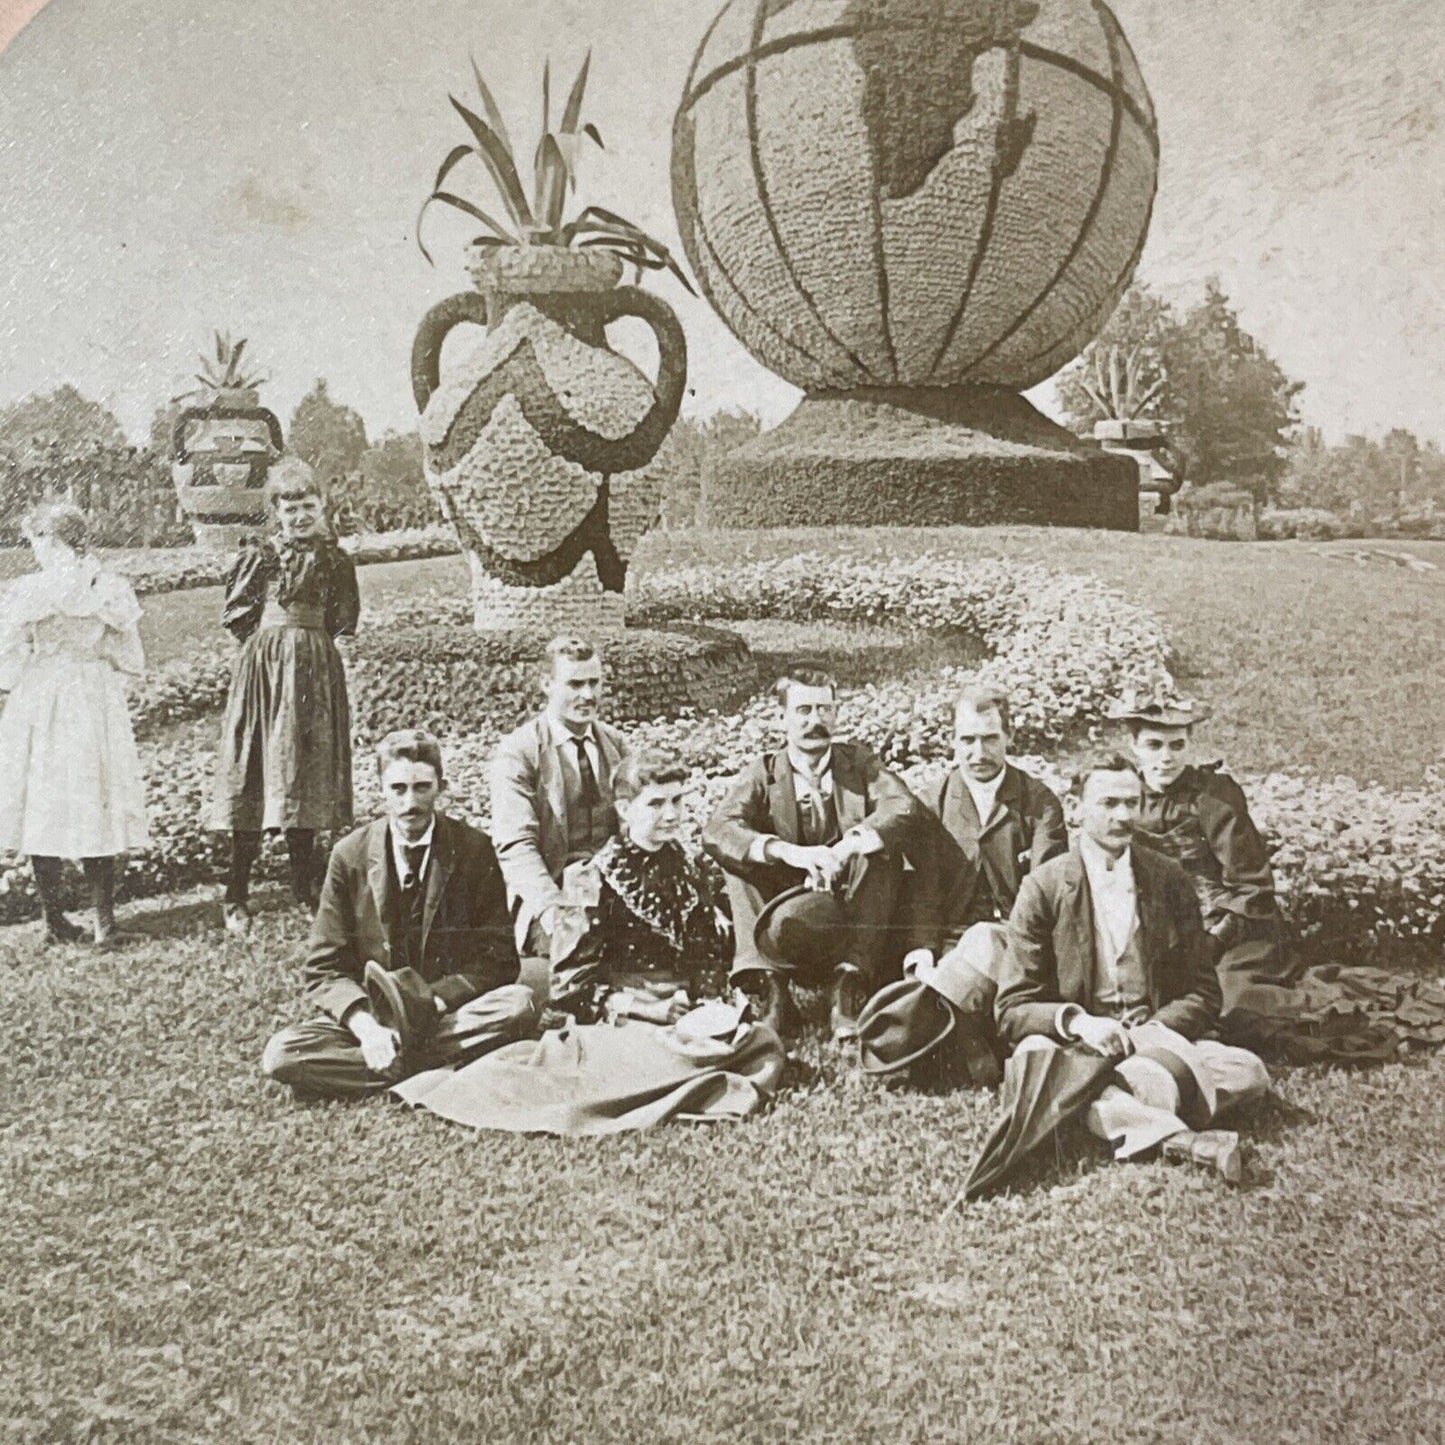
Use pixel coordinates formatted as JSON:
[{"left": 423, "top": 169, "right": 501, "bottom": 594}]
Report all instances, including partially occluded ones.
[
  {"left": 772, "top": 838, "right": 854, "bottom": 891},
  {"left": 1067, "top": 1012, "right": 1134, "bottom": 1061},
  {"left": 348, "top": 1008, "right": 403, "bottom": 1076}
]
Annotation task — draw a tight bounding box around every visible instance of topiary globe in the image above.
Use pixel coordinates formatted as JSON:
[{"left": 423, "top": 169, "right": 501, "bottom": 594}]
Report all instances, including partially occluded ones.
[{"left": 672, "top": 0, "right": 1158, "bottom": 530}]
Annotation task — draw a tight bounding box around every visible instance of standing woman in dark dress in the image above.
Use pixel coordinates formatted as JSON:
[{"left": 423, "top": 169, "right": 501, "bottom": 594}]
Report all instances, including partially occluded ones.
[{"left": 211, "top": 458, "right": 359, "bottom": 936}]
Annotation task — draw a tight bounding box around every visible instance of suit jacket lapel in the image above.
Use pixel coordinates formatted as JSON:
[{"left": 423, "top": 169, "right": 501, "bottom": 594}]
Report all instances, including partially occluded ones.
[
  {"left": 540, "top": 720, "right": 568, "bottom": 843},
  {"left": 980, "top": 765, "right": 1025, "bottom": 898},
  {"left": 365, "top": 819, "right": 393, "bottom": 949},
  {"left": 1058, "top": 850, "right": 1096, "bottom": 1011},
  {"left": 421, "top": 815, "right": 453, "bottom": 954},
  {"left": 1133, "top": 848, "right": 1162, "bottom": 1005},
  {"left": 768, "top": 748, "right": 799, "bottom": 842},
  {"left": 833, "top": 747, "right": 867, "bottom": 831},
  {"left": 941, "top": 768, "right": 983, "bottom": 858}
]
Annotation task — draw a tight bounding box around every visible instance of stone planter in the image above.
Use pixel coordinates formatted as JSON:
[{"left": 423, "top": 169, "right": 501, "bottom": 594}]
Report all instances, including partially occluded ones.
[
  {"left": 411, "top": 244, "right": 688, "bottom": 635},
  {"left": 170, "top": 390, "right": 284, "bottom": 551},
  {"left": 1092, "top": 418, "right": 1184, "bottom": 515}
]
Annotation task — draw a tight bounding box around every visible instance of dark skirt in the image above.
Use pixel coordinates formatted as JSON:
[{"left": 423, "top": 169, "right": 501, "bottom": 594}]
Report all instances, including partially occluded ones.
[{"left": 210, "top": 624, "right": 353, "bottom": 832}]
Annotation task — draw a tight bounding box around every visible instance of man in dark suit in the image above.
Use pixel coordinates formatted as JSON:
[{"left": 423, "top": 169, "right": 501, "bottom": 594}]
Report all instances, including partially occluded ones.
[
  {"left": 995, "top": 755, "right": 1268, "bottom": 1182},
  {"left": 902, "top": 682, "right": 1067, "bottom": 981},
  {"left": 263, "top": 729, "right": 537, "bottom": 1099},
  {"left": 703, "top": 666, "right": 926, "bottom": 1042}
]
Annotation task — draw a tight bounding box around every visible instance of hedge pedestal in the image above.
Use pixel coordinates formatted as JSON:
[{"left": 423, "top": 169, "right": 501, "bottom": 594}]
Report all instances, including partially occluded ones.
[
  {"left": 412, "top": 246, "right": 687, "bottom": 637},
  {"left": 706, "top": 387, "right": 1138, "bottom": 529},
  {"left": 347, "top": 622, "right": 758, "bottom": 741},
  {"left": 673, "top": 0, "right": 1158, "bottom": 529}
]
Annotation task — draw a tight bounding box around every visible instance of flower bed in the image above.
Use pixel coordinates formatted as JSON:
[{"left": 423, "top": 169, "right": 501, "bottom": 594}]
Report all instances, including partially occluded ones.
[
  {"left": 5, "top": 553, "right": 1443, "bottom": 952},
  {"left": 91, "top": 526, "right": 460, "bottom": 597}
]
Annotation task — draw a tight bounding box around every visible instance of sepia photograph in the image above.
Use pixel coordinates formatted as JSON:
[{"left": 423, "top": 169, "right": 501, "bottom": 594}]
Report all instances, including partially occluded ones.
[{"left": 1, "top": 0, "right": 1441, "bottom": 1439}]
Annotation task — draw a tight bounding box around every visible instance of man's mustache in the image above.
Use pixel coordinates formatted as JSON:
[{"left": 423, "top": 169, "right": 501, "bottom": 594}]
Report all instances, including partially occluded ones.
[{"left": 804, "top": 726, "right": 831, "bottom": 738}]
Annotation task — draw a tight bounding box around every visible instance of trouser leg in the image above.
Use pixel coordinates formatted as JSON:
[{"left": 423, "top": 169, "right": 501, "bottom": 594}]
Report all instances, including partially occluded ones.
[
  {"left": 838, "top": 851, "right": 905, "bottom": 988},
  {"left": 32, "top": 855, "right": 79, "bottom": 937},
  {"left": 284, "top": 829, "right": 317, "bottom": 907},
  {"left": 262, "top": 985, "right": 539, "bottom": 1101},
  {"left": 262, "top": 1017, "right": 389, "bottom": 1099},
  {"left": 225, "top": 831, "right": 262, "bottom": 906},
  {"left": 721, "top": 870, "right": 778, "bottom": 981}
]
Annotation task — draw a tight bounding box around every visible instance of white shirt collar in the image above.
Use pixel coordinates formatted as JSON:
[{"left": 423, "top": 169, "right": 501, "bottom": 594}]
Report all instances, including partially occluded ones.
[
  {"left": 787, "top": 745, "right": 833, "bottom": 785},
  {"left": 961, "top": 766, "right": 1006, "bottom": 823},
  {"left": 547, "top": 716, "right": 597, "bottom": 753},
  {"left": 390, "top": 818, "right": 436, "bottom": 883},
  {"left": 1079, "top": 832, "right": 1134, "bottom": 880}
]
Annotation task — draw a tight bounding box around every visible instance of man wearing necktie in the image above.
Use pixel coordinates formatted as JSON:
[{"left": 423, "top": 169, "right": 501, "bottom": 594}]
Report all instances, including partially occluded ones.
[
  {"left": 262, "top": 730, "right": 536, "bottom": 1099},
  {"left": 994, "top": 755, "right": 1270, "bottom": 1183},
  {"left": 704, "top": 666, "right": 927, "bottom": 1043},
  {"left": 490, "top": 637, "right": 632, "bottom": 956}
]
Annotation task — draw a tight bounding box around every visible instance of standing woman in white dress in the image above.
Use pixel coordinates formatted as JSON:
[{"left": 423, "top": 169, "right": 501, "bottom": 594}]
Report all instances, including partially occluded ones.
[{"left": 0, "top": 502, "right": 151, "bottom": 948}]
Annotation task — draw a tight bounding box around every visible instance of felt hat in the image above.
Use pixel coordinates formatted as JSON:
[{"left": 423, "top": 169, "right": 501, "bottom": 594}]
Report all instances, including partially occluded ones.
[
  {"left": 753, "top": 883, "right": 850, "bottom": 973},
  {"left": 1106, "top": 687, "right": 1212, "bottom": 729},
  {"left": 857, "top": 979, "right": 957, "bottom": 1075},
  {"left": 363, "top": 961, "right": 441, "bottom": 1055}
]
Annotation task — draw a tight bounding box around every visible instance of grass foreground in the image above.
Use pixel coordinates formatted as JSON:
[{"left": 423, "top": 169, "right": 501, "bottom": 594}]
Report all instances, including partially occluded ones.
[{"left": 3, "top": 896, "right": 1442, "bottom": 1443}]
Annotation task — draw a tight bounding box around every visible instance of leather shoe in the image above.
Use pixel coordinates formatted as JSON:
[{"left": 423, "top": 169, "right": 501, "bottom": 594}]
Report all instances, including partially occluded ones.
[
  {"left": 1162, "top": 1128, "right": 1243, "bottom": 1185},
  {"left": 758, "top": 974, "right": 803, "bottom": 1041},
  {"left": 829, "top": 962, "right": 869, "bottom": 1044},
  {"left": 42, "top": 915, "right": 88, "bottom": 947}
]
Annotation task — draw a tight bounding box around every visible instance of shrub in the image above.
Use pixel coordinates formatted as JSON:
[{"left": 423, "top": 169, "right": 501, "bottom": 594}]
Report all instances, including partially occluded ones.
[{"left": 1258, "top": 507, "right": 1350, "bottom": 541}]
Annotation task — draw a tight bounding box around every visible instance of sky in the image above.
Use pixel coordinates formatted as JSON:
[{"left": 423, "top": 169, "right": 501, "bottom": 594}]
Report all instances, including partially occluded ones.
[{"left": 0, "top": 0, "right": 1441, "bottom": 446}]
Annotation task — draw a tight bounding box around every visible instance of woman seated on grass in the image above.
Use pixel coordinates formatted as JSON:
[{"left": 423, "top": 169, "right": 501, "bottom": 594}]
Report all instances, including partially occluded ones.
[
  {"left": 546, "top": 748, "right": 731, "bottom": 1025},
  {"left": 396, "top": 749, "right": 785, "bottom": 1135}
]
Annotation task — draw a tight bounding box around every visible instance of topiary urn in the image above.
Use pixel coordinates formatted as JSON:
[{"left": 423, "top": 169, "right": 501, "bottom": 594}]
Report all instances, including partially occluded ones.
[{"left": 411, "top": 55, "right": 691, "bottom": 634}]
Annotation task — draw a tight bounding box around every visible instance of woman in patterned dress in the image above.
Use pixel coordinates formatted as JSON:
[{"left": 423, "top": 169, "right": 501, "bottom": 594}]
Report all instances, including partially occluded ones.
[
  {"left": 211, "top": 459, "right": 359, "bottom": 935},
  {"left": 0, "top": 502, "right": 150, "bottom": 948}
]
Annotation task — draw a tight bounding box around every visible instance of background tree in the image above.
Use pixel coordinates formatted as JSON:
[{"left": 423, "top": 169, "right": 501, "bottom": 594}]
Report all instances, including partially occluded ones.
[
  {"left": 0, "top": 386, "right": 183, "bottom": 547},
  {"left": 328, "top": 429, "right": 438, "bottom": 533},
  {"left": 288, "top": 379, "right": 368, "bottom": 482},
  {"left": 1057, "top": 279, "right": 1303, "bottom": 498},
  {"left": 651, "top": 410, "right": 764, "bottom": 529}
]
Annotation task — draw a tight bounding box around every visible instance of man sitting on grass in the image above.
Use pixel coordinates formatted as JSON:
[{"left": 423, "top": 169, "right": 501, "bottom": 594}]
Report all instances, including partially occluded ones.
[
  {"left": 703, "top": 665, "right": 926, "bottom": 1043},
  {"left": 262, "top": 729, "right": 537, "bottom": 1099},
  {"left": 995, "top": 754, "right": 1271, "bottom": 1184}
]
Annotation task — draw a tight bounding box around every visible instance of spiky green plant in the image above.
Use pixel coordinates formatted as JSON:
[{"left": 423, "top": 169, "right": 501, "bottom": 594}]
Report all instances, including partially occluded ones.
[
  {"left": 174, "top": 332, "right": 268, "bottom": 404},
  {"left": 1081, "top": 344, "right": 1166, "bottom": 422},
  {"left": 416, "top": 53, "right": 694, "bottom": 292}
]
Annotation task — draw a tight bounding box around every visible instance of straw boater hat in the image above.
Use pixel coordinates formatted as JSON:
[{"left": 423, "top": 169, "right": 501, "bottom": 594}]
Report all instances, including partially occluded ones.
[{"left": 1106, "top": 685, "right": 1213, "bottom": 729}]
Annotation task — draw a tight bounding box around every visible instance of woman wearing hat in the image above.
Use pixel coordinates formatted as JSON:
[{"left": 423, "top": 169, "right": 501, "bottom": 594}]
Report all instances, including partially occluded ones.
[
  {"left": 0, "top": 502, "right": 150, "bottom": 949},
  {"left": 210, "top": 458, "right": 359, "bottom": 935},
  {"left": 1109, "top": 689, "right": 1294, "bottom": 1015}
]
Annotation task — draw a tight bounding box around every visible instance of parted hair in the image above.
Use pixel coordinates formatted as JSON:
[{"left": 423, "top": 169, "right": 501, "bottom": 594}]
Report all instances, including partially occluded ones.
[
  {"left": 1070, "top": 752, "right": 1141, "bottom": 798},
  {"left": 956, "top": 681, "right": 1011, "bottom": 735},
  {"left": 613, "top": 748, "right": 689, "bottom": 803},
  {"left": 772, "top": 663, "right": 837, "bottom": 707},
  {"left": 376, "top": 728, "right": 446, "bottom": 784},
  {"left": 22, "top": 500, "right": 91, "bottom": 554},
  {"left": 541, "top": 635, "right": 600, "bottom": 681}
]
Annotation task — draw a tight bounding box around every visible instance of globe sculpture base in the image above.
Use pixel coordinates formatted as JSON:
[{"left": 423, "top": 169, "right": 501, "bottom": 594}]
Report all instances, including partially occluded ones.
[{"left": 704, "top": 387, "right": 1140, "bottom": 531}]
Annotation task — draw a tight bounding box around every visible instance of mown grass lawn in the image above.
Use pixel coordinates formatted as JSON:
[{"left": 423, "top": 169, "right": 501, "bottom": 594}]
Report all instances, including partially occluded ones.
[
  {"left": 5, "top": 526, "right": 1443, "bottom": 1441},
  {"left": 3, "top": 897, "right": 1442, "bottom": 1443}
]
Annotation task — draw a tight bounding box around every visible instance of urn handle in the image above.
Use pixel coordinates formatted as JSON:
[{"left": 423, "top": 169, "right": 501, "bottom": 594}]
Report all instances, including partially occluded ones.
[
  {"left": 172, "top": 406, "right": 284, "bottom": 464},
  {"left": 584, "top": 285, "right": 689, "bottom": 473},
  {"left": 410, "top": 291, "right": 492, "bottom": 414}
]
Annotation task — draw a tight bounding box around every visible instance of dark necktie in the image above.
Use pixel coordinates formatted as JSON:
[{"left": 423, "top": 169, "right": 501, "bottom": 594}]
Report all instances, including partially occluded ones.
[
  {"left": 572, "top": 735, "right": 600, "bottom": 810},
  {"left": 402, "top": 844, "right": 427, "bottom": 894}
]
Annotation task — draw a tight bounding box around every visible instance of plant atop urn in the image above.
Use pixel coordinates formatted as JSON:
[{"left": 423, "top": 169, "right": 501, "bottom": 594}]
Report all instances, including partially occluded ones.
[
  {"left": 169, "top": 331, "right": 284, "bottom": 551},
  {"left": 411, "top": 54, "right": 691, "bottom": 635}
]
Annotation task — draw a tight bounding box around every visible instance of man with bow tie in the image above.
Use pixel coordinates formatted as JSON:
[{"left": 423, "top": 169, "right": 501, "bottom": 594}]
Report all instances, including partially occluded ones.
[
  {"left": 901, "top": 683, "right": 1067, "bottom": 986},
  {"left": 262, "top": 729, "right": 536, "bottom": 1098},
  {"left": 703, "top": 666, "right": 926, "bottom": 1042}
]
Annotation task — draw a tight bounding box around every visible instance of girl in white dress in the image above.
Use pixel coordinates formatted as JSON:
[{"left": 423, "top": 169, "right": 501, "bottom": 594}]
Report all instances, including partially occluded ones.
[{"left": 0, "top": 503, "right": 150, "bottom": 947}]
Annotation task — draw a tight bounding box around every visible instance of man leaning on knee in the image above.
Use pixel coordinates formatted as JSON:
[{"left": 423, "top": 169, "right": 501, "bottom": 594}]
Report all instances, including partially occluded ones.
[{"left": 262, "top": 729, "right": 536, "bottom": 1100}]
